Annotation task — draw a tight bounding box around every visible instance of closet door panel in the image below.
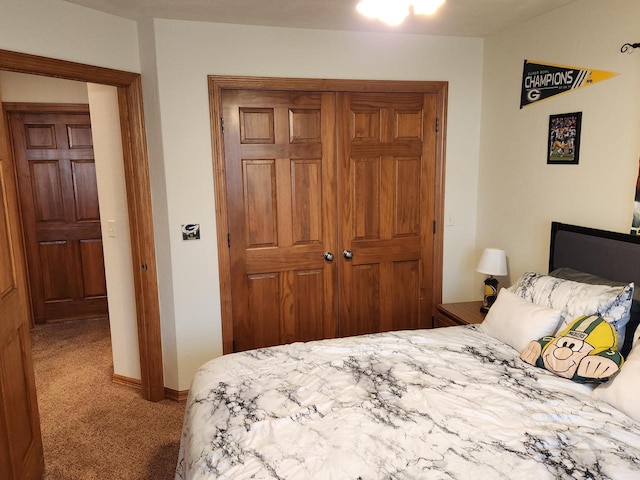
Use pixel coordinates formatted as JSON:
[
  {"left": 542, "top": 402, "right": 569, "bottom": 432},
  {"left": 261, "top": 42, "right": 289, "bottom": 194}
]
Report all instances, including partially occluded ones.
[
  {"left": 243, "top": 160, "right": 277, "bottom": 247},
  {"left": 338, "top": 92, "right": 437, "bottom": 337},
  {"left": 395, "top": 157, "right": 421, "bottom": 236},
  {"left": 223, "top": 90, "right": 337, "bottom": 352},
  {"left": 291, "top": 159, "right": 322, "bottom": 244},
  {"left": 353, "top": 157, "right": 380, "bottom": 240},
  {"left": 291, "top": 269, "right": 324, "bottom": 343},
  {"left": 243, "top": 273, "right": 281, "bottom": 351},
  {"left": 342, "top": 263, "right": 380, "bottom": 337},
  {"left": 391, "top": 260, "right": 421, "bottom": 331}
]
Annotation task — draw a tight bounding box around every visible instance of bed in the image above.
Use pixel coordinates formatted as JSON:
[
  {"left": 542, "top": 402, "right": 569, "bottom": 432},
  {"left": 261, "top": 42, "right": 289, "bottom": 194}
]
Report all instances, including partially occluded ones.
[{"left": 176, "top": 222, "right": 640, "bottom": 479}]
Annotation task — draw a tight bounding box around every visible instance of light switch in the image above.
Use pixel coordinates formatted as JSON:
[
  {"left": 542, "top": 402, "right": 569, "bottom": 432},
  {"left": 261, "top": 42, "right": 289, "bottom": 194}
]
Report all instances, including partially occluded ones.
[
  {"left": 107, "top": 220, "right": 116, "bottom": 238},
  {"left": 445, "top": 212, "right": 455, "bottom": 226}
]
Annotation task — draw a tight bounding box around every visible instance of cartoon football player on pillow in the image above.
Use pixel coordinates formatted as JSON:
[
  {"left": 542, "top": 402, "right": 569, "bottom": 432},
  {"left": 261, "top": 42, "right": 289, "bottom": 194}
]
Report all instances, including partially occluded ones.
[{"left": 520, "top": 315, "right": 624, "bottom": 383}]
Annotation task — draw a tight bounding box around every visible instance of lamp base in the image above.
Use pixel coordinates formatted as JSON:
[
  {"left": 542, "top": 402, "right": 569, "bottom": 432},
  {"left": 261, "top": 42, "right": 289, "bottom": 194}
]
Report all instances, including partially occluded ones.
[{"left": 481, "top": 276, "right": 499, "bottom": 313}]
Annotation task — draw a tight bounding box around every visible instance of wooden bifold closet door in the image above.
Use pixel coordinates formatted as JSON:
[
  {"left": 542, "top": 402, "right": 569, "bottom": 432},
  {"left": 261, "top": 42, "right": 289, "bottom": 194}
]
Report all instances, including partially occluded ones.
[
  {"left": 223, "top": 90, "right": 337, "bottom": 352},
  {"left": 221, "top": 84, "right": 442, "bottom": 352},
  {"left": 337, "top": 92, "right": 437, "bottom": 338}
]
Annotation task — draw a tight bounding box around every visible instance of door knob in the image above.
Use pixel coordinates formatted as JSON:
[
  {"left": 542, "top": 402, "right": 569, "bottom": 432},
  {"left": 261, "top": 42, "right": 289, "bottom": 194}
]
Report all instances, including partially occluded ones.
[
  {"left": 323, "top": 251, "right": 334, "bottom": 262},
  {"left": 343, "top": 249, "right": 353, "bottom": 260}
]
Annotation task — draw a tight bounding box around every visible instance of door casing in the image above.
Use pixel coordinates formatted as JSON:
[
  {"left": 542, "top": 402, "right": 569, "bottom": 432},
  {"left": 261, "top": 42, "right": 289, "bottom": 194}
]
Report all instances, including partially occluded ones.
[
  {"left": 209, "top": 76, "right": 448, "bottom": 354},
  {"left": 0, "top": 49, "right": 164, "bottom": 402}
]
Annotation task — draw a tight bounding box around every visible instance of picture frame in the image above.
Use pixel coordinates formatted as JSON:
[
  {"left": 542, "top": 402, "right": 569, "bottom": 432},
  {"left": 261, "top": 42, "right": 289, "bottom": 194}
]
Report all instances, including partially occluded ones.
[{"left": 547, "top": 112, "right": 582, "bottom": 165}]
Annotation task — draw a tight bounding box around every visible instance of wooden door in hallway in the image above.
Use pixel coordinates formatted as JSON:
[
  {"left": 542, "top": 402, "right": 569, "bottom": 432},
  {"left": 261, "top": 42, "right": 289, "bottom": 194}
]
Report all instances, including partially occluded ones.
[
  {"left": 7, "top": 105, "right": 108, "bottom": 324},
  {"left": 337, "top": 92, "right": 437, "bottom": 336},
  {"left": 0, "top": 91, "right": 44, "bottom": 480}
]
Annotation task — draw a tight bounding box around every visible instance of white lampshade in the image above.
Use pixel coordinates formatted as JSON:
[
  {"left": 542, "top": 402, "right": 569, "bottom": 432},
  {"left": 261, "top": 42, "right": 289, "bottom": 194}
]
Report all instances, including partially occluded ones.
[{"left": 476, "top": 248, "right": 508, "bottom": 276}]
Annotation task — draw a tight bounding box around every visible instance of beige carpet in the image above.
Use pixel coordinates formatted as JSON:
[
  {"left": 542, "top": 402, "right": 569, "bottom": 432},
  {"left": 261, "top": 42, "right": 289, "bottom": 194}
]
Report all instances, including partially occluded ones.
[{"left": 30, "top": 317, "right": 185, "bottom": 480}]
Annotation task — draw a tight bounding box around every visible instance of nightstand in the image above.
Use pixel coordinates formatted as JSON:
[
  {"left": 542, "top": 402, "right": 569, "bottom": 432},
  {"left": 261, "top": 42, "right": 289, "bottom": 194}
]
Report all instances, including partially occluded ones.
[{"left": 434, "top": 301, "right": 486, "bottom": 328}]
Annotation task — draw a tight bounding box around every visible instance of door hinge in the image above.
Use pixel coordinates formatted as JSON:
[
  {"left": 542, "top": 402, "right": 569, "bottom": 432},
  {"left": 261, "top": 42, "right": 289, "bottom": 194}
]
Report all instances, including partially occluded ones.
[
  {"left": 221, "top": 117, "right": 224, "bottom": 133},
  {"left": 433, "top": 220, "right": 437, "bottom": 234},
  {"left": 435, "top": 118, "right": 439, "bottom": 132},
  {"left": 227, "top": 233, "right": 231, "bottom": 248}
]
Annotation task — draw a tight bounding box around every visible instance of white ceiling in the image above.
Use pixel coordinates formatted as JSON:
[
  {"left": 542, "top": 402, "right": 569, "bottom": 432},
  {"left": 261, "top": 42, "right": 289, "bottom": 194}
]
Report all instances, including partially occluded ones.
[{"left": 61, "top": 0, "right": 578, "bottom": 37}]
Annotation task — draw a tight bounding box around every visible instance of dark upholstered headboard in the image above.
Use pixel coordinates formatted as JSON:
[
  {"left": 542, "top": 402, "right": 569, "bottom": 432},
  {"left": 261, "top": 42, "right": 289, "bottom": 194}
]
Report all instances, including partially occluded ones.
[
  {"left": 549, "top": 222, "right": 640, "bottom": 284},
  {"left": 549, "top": 221, "right": 640, "bottom": 354}
]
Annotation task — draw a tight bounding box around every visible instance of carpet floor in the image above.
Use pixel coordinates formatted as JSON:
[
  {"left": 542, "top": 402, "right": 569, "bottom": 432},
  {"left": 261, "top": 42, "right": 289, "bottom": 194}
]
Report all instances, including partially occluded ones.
[{"left": 30, "top": 317, "right": 185, "bottom": 480}]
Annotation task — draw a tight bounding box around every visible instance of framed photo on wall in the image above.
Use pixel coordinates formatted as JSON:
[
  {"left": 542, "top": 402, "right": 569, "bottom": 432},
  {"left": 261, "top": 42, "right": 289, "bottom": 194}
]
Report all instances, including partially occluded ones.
[{"left": 547, "top": 112, "right": 582, "bottom": 165}]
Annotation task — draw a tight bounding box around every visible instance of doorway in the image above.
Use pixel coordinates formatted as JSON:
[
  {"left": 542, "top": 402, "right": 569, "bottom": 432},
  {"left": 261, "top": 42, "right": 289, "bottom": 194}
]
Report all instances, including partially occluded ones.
[
  {"left": 0, "top": 48, "right": 164, "bottom": 479},
  {"left": 0, "top": 49, "right": 164, "bottom": 400}
]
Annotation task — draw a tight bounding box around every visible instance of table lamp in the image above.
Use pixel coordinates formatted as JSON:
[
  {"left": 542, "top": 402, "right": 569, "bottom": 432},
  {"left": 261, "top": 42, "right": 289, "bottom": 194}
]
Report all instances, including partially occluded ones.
[{"left": 476, "top": 248, "right": 508, "bottom": 313}]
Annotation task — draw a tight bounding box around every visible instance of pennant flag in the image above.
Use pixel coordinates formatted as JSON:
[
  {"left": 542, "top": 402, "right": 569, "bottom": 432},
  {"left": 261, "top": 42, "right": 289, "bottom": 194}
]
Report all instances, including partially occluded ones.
[{"left": 521, "top": 60, "right": 617, "bottom": 108}]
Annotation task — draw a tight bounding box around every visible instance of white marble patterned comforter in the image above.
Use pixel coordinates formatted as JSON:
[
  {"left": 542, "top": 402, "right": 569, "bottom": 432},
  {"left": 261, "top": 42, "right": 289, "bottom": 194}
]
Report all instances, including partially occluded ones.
[{"left": 176, "top": 326, "right": 640, "bottom": 479}]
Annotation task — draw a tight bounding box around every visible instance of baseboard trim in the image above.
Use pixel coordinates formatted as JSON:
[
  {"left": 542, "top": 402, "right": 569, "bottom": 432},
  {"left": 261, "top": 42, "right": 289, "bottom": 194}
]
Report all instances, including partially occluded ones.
[
  {"left": 112, "top": 373, "right": 188, "bottom": 402},
  {"left": 164, "top": 387, "right": 189, "bottom": 402},
  {"left": 112, "top": 373, "right": 142, "bottom": 390}
]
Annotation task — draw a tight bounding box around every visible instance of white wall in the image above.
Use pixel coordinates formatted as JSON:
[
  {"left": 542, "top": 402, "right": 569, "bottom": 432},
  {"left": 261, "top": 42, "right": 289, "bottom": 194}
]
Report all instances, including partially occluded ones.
[
  {"left": 0, "top": 71, "right": 88, "bottom": 103},
  {"left": 477, "top": 0, "right": 640, "bottom": 287},
  {"left": 137, "top": 19, "right": 179, "bottom": 390},
  {"left": 0, "top": 0, "right": 140, "bottom": 72},
  {"left": 145, "top": 19, "right": 485, "bottom": 390},
  {"left": 87, "top": 83, "right": 141, "bottom": 381}
]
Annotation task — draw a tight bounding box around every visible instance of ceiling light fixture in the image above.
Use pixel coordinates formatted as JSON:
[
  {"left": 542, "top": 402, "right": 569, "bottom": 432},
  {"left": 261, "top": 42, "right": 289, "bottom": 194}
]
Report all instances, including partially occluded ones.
[{"left": 356, "top": 0, "right": 446, "bottom": 26}]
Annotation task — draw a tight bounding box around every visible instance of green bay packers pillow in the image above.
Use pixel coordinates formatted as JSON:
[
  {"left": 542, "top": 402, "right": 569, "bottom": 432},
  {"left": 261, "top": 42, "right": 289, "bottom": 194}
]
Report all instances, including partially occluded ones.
[{"left": 520, "top": 315, "right": 624, "bottom": 383}]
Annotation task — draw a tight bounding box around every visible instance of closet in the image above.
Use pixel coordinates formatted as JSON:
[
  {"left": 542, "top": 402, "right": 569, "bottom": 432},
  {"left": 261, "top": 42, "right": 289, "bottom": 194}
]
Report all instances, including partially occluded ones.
[{"left": 212, "top": 77, "right": 447, "bottom": 353}]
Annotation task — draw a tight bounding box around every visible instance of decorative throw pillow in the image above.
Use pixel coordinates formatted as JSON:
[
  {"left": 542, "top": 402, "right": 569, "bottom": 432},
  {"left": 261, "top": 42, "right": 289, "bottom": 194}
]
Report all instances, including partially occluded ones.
[
  {"left": 520, "top": 315, "right": 624, "bottom": 383},
  {"left": 549, "top": 267, "right": 638, "bottom": 355},
  {"left": 592, "top": 343, "right": 640, "bottom": 421},
  {"left": 509, "top": 272, "right": 633, "bottom": 348},
  {"left": 480, "top": 289, "right": 563, "bottom": 352}
]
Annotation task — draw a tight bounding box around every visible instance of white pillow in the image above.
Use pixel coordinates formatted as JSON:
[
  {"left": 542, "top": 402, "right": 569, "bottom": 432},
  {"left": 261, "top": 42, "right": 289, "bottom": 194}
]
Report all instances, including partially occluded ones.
[
  {"left": 508, "top": 272, "right": 634, "bottom": 347},
  {"left": 480, "top": 289, "right": 563, "bottom": 352},
  {"left": 592, "top": 343, "right": 640, "bottom": 421}
]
